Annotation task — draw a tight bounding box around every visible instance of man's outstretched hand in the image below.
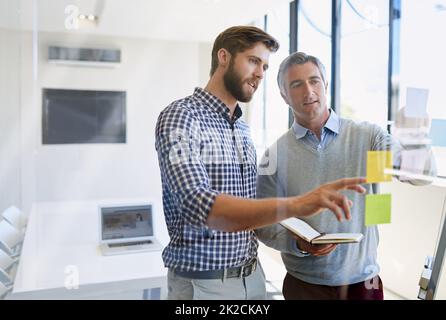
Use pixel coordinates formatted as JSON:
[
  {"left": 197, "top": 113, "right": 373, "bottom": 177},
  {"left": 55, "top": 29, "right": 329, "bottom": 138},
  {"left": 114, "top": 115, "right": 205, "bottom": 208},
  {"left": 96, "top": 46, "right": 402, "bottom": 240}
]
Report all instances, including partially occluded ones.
[{"left": 290, "top": 177, "right": 367, "bottom": 222}]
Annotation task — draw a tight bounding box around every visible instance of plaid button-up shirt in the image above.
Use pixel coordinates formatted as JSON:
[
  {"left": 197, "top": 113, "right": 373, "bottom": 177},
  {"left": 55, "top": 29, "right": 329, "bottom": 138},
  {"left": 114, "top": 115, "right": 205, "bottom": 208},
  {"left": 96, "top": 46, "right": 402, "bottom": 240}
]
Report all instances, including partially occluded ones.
[{"left": 155, "top": 88, "right": 258, "bottom": 271}]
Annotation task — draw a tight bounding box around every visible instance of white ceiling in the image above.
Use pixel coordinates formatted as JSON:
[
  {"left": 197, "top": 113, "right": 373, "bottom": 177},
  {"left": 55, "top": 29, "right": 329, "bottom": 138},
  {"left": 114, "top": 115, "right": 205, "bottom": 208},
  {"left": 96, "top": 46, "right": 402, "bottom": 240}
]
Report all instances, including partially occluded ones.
[{"left": 0, "top": 0, "right": 292, "bottom": 42}]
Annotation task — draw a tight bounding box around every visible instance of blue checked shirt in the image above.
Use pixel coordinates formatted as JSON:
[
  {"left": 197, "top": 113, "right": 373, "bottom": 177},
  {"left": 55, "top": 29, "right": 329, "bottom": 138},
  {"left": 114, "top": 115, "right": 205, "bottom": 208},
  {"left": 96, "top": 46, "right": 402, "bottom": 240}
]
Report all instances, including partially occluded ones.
[{"left": 155, "top": 87, "right": 258, "bottom": 271}]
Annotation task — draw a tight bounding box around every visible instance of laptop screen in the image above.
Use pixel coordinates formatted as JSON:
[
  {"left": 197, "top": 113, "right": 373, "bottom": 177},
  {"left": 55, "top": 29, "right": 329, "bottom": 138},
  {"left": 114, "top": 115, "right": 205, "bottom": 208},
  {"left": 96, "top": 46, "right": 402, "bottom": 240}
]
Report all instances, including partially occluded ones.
[{"left": 101, "top": 205, "right": 153, "bottom": 240}]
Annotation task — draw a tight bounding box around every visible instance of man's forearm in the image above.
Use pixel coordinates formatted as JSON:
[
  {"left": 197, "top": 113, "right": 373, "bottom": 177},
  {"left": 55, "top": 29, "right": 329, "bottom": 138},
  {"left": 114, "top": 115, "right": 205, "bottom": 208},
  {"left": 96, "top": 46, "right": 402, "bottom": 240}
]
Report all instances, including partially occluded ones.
[
  {"left": 206, "top": 177, "right": 366, "bottom": 232},
  {"left": 206, "top": 194, "right": 292, "bottom": 232}
]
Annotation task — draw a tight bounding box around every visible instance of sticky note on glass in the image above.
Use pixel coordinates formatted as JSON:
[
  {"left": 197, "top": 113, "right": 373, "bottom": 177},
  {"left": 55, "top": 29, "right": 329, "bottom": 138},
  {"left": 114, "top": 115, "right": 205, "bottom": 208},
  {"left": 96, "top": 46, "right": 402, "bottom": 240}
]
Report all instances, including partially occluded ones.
[
  {"left": 365, "top": 194, "right": 391, "bottom": 226},
  {"left": 405, "top": 87, "right": 429, "bottom": 118},
  {"left": 429, "top": 119, "right": 446, "bottom": 147},
  {"left": 367, "top": 151, "right": 393, "bottom": 183}
]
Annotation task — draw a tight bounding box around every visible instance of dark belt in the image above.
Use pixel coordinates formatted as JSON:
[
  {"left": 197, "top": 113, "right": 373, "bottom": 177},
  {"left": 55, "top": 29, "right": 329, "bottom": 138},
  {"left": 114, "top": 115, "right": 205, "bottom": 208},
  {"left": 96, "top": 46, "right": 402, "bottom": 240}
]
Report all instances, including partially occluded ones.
[{"left": 173, "top": 258, "right": 258, "bottom": 280}]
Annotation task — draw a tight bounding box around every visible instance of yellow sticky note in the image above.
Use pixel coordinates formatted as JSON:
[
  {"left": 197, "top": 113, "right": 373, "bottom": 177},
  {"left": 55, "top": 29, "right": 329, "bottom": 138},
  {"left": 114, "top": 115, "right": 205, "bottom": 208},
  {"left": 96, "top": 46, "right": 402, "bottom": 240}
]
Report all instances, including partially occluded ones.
[
  {"left": 367, "top": 151, "right": 393, "bottom": 183},
  {"left": 365, "top": 194, "right": 391, "bottom": 226}
]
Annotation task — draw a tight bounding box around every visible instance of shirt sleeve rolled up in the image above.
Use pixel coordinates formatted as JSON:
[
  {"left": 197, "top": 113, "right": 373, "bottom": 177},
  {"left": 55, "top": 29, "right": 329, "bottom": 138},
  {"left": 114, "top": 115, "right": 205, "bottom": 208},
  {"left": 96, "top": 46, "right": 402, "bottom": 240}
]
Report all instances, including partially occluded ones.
[{"left": 155, "top": 105, "right": 219, "bottom": 229}]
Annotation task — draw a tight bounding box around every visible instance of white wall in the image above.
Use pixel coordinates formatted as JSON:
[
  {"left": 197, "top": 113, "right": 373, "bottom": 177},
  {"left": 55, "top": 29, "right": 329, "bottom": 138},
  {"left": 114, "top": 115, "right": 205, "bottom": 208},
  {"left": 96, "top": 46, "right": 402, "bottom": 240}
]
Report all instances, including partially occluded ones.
[
  {"left": 379, "top": 181, "right": 446, "bottom": 299},
  {"left": 15, "top": 31, "right": 212, "bottom": 213},
  {"left": 0, "top": 28, "right": 22, "bottom": 213},
  {"left": 198, "top": 42, "right": 213, "bottom": 88}
]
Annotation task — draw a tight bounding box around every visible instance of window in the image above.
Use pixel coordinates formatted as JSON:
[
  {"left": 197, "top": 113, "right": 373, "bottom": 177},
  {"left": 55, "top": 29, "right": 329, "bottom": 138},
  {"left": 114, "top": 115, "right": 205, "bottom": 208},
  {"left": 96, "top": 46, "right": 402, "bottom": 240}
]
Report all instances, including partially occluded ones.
[
  {"left": 264, "top": 3, "right": 290, "bottom": 148},
  {"left": 340, "top": 0, "right": 389, "bottom": 128},
  {"left": 298, "top": 0, "right": 332, "bottom": 108},
  {"left": 246, "top": 3, "right": 290, "bottom": 155},
  {"left": 399, "top": 0, "right": 446, "bottom": 177}
]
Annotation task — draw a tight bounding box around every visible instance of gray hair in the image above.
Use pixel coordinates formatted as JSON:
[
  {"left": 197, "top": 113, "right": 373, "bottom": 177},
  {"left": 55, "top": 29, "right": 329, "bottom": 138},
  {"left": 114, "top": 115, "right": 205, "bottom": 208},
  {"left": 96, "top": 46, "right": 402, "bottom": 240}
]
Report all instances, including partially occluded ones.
[{"left": 277, "top": 52, "right": 327, "bottom": 92}]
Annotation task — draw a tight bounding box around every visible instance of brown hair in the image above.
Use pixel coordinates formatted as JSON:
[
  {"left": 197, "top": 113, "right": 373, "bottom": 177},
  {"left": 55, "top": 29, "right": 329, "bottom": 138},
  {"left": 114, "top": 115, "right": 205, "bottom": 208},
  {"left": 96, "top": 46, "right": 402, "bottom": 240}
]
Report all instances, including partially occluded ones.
[{"left": 210, "top": 26, "right": 279, "bottom": 76}]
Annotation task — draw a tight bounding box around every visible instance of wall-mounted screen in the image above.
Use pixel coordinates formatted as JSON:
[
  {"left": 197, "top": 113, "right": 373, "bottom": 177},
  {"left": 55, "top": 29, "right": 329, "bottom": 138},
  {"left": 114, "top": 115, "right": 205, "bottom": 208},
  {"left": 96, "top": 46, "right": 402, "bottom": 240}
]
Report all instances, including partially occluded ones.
[{"left": 42, "top": 88, "right": 126, "bottom": 144}]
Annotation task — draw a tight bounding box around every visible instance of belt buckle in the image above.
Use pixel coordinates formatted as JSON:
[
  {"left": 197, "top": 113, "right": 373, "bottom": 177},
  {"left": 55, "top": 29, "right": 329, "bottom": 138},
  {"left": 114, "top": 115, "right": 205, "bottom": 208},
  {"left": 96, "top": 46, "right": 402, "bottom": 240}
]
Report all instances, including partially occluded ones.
[
  {"left": 222, "top": 268, "right": 228, "bottom": 281},
  {"left": 241, "top": 258, "right": 257, "bottom": 278},
  {"left": 238, "top": 265, "right": 245, "bottom": 278}
]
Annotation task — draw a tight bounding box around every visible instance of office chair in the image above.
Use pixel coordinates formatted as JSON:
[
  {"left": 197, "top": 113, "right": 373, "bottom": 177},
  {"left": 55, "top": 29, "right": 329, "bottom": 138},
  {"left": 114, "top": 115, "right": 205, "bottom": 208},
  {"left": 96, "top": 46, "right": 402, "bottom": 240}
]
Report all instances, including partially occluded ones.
[
  {"left": 1, "top": 206, "right": 27, "bottom": 231},
  {"left": 0, "top": 266, "right": 13, "bottom": 300},
  {"left": 7, "top": 263, "right": 18, "bottom": 282},
  {"left": 0, "top": 220, "right": 23, "bottom": 256},
  {"left": 0, "top": 249, "right": 17, "bottom": 271},
  {"left": 0, "top": 281, "right": 12, "bottom": 300},
  {"left": 0, "top": 252, "right": 19, "bottom": 300},
  {"left": 0, "top": 267, "right": 13, "bottom": 286}
]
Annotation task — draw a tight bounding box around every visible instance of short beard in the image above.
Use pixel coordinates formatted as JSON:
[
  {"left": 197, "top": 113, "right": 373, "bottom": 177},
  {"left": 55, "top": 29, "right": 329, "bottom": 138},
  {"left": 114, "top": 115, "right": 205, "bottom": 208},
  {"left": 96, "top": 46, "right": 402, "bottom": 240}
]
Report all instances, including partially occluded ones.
[{"left": 223, "top": 60, "right": 253, "bottom": 103}]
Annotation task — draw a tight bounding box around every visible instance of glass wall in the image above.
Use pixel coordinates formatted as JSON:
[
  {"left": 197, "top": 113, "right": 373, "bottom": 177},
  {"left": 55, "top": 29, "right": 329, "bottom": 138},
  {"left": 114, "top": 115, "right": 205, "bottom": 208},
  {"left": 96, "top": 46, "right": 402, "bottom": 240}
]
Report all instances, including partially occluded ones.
[
  {"left": 399, "top": 0, "right": 446, "bottom": 177},
  {"left": 264, "top": 3, "right": 291, "bottom": 149},
  {"left": 248, "top": 3, "right": 290, "bottom": 156},
  {"left": 1, "top": 0, "right": 295, "bottom": 300},
  {"left": 3, "top": 0, "right": 446, "bottom": 301},
  {"left": 298, "top": 0, "right": 332, "bottom": 108},
  {"left": 340, "top": 0, "right": 389, "bottom": 127}
]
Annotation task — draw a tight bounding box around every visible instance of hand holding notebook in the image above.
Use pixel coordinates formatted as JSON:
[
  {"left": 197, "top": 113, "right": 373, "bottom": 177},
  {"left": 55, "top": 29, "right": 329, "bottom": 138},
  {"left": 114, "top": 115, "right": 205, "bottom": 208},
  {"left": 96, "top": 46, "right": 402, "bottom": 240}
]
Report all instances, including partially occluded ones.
[{"left": 280, "top": 217, "right": 363, "bottom": 245}]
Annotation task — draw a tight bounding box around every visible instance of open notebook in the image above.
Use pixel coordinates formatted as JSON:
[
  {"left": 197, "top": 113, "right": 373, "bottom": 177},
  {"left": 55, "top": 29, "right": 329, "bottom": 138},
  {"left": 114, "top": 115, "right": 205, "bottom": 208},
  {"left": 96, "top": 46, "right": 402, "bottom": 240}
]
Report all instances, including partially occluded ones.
[{"left": 280, "top": 217, "right": 363, "bottom": 245}]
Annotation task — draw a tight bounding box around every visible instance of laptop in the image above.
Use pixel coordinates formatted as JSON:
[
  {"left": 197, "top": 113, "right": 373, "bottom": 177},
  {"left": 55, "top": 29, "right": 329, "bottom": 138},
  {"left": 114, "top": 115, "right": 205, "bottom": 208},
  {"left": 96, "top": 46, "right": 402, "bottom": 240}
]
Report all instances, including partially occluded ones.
[{"left": 98, "top": 203, "right": 162, "bottom": 256}]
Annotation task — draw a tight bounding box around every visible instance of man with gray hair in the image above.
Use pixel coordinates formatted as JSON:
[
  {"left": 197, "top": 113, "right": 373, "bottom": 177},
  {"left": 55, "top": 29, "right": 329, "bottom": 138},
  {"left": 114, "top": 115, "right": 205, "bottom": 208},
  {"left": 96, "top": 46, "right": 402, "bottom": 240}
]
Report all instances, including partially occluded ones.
[{"left": 256, "top": 52, "right": 435, "bottom": 299}]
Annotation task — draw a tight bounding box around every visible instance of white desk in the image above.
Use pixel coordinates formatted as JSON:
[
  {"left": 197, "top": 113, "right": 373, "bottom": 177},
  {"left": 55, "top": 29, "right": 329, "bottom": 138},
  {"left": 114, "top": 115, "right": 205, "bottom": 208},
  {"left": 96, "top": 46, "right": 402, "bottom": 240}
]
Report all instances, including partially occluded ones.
[
  {"left": 10, "top": 199, "right": 169, "bottom": 299},
  {"left": 385, "top": 169, "right": 446, "bottom": 187}
]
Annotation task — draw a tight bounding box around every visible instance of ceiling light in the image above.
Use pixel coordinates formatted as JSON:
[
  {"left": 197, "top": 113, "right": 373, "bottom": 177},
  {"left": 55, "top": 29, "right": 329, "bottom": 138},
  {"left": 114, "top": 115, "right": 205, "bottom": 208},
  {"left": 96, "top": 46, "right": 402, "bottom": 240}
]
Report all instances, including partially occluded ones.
[{"left": 78, "top": 14, "right": 98, "bottom": 21}]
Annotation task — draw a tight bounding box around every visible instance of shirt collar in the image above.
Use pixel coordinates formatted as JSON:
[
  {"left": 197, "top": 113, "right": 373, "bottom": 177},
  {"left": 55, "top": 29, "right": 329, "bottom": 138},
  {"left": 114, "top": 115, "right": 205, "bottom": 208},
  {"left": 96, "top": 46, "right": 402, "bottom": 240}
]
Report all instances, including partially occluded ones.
[
  {"left": 292, "top": 109, "right": 340, "bottom": 139},
  {"left": 193, "top": 87, "right": 243, "bottom": 123},
  {"left": 325, "top": 109, "right": 340, "bottom": 134}
]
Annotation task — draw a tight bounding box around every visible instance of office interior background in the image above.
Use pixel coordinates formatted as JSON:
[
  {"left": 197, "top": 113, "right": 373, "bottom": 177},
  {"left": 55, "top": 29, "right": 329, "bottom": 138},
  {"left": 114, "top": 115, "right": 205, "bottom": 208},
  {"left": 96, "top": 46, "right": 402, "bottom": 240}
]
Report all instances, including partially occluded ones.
[{"left": 1, "top": 0, "right": 446, "bottom": 300}]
